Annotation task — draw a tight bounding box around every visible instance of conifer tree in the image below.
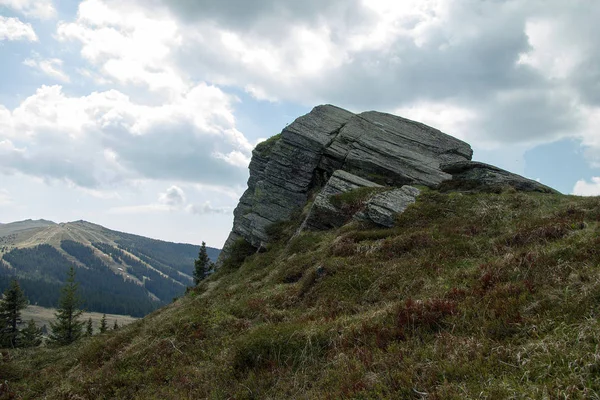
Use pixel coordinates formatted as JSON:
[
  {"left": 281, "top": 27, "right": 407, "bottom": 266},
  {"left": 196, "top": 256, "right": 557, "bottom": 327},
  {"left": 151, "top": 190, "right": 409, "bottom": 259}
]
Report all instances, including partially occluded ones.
[
  {"left": 0, "top": 279, "right": 28, "bottom": 348},
  {"left": 193, "top": 241, "right": 212, "bottom": 285},
  {"left": 86, "top": 317, "right": 93, "bottom": 336},
  {"left": 113, "top": 320, "right": 119, "bottom": 330},
  {"left": 99, "top": 313, "right": 108, "bottom": 333},
  {"left": 20, "top": 319, "right": 42, "bottom": 348},
  {"left": 49, "top": 266, "right": 85, "bottom": 346}
]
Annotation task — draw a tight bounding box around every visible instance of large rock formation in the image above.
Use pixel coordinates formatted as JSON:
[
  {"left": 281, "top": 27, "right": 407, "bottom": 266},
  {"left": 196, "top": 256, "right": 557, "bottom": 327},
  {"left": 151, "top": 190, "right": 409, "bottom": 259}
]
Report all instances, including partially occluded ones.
[
  {"left": 218, "top": 104, "right": 559, "bottom": 265},
  {"left": 219, "top": 104, "right": 472, "bottom": 261}
]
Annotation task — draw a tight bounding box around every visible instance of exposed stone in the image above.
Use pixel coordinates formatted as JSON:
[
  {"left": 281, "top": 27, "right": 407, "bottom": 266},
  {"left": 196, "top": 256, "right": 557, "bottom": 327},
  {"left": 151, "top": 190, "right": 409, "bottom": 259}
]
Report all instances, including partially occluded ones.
[
  {"left": 217, "top": 105, "right": 473, "bottom": 264},
  {"left": 319, "top": 111, "right": 473, "bottom": 187},
  {"left": 355, "top": 186, "right": 421, "bottom": 228},
  {"left": 301, "top": 170, "right": 382, "bottom": 231},
  {"left": 217, "top": 104, "right": 559, "bottom": 266},
  {"left": 438, "top": 161, "right": 560, "bottom": 194}
]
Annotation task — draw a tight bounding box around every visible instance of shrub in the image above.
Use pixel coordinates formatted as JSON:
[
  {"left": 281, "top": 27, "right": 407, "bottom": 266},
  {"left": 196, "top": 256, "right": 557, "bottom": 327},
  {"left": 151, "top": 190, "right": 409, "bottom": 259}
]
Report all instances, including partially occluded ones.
[
  {"left": 222, "top": 239, "right": 256, "bottom": 270},
  {"left": 254, "top": 134, "right": 281, "bottom": 157}
]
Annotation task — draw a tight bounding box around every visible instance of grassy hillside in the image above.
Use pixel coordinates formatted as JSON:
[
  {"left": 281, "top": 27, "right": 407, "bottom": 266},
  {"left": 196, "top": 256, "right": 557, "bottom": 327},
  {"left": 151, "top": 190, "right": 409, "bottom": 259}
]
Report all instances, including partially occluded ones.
[
  {"left": 2, "top": 190, "right": 600, "bottom": 399},
  {"left": 0, "top": 220, "right": 220, "bottom": 317}
]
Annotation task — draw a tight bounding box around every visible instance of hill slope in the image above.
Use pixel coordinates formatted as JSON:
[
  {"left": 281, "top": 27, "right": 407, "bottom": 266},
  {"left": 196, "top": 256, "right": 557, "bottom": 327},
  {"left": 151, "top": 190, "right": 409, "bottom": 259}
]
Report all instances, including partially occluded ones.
[
  {"left": 0, "top": 220, "right": 220, "bottom": 317},
  {"left": 3, "top": 190, "right": 600, "bottom": 398}
]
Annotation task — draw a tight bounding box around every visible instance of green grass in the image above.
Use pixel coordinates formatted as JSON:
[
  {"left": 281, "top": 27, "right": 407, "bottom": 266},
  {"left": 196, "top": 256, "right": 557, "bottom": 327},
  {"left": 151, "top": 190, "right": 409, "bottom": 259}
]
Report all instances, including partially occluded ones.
[
  {"left": 254, "top": 134, "right": 281, "bottom": 157},
  {"left": 2, "top": 190, "right": 600, "bottom": 399},
  {"left": 329, "top": 186, "right": 389, "bottom": 217}
]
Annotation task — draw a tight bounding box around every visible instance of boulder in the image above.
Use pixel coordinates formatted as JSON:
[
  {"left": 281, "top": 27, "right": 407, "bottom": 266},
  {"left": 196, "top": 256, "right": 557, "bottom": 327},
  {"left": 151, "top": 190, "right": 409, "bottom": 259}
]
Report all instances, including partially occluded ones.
[
  {"left": 438, "top": 161, "right": 560, "bottom": 194},
  {"left": 301, "top": 170, "right": 382, "bottom": 231},
  {"left": 355, "top": 186, "right": 421, "bottom": 227}
]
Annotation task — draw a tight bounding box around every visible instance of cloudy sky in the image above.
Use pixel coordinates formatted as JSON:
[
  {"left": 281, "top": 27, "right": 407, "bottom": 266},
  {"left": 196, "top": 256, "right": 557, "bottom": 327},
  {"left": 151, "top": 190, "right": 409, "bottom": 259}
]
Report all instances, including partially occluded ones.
[{"left": 1, "top": 0, "right": 599, "bottom": 247}]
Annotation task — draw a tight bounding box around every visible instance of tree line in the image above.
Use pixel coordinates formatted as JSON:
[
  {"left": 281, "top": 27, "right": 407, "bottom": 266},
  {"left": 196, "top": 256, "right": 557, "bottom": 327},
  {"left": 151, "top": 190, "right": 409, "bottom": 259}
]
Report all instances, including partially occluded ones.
[
  {"left": 1, "top": 244, "right": 159, "bottom": 317},
  {"left": 1, "top": 241, "right": 215, "bottom": 349},
  {"left": 0, "top": 267, "right": 121, "bottom": 349}
]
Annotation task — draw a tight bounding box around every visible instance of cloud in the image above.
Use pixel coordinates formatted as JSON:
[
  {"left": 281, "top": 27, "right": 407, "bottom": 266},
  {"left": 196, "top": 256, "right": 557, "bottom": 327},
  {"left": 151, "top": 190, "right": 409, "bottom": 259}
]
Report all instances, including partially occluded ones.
[
  {"left": 0, "top": 0, "right": 56, "bottom": 19},
  {"left": 129, "top": 0, "right": 600, "bottom": 161},
  {"left": 57, "top": 0, "right": 186, "bottom": 96},
  {"left": 5, "top": 0, "right": 600, "bottom": 196},
  {"left": 23, "top": 55, "right": 70, "bottom": 82},
  {"left": 573, "top": 177, "right": 600, "bottom": 196},
  {"left": 0, "top": 16, "right": 37, "bottom": 41},
  {"left": 0, "top": 84, "right": 251, "bottom": 189},
  {"left": 185, "top": 202, "right": 230, "bottom": 215},
  {"left": 109, "top": 185, "right": 231, "bottom": 215},
  {"left": 158, "top": 185, "right": 186, "bottom": 207}
]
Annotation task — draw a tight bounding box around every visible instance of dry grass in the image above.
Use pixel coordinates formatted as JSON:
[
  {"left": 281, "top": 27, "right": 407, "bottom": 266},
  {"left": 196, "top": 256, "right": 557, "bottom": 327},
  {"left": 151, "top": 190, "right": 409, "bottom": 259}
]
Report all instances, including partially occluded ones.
[
  {"left": 21, "top": 305, "right": 137, "bottom": 332},
  {"left": 2, "top": 190, "right": 600, "bottom": 399}
]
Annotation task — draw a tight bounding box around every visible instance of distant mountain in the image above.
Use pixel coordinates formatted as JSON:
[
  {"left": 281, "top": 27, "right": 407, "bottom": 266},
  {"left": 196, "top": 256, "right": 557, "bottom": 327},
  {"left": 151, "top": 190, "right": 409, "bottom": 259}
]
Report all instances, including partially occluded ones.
[{"left": 0, "top": 220, "right": 220, "bottom": 317}]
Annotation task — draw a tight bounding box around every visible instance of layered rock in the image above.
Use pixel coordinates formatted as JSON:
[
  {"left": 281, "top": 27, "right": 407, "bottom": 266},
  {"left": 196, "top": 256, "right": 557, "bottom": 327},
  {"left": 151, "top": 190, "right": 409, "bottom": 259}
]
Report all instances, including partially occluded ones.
[
  {"left": 355, "top": 186, "right": 421, "bottom": 228},
  {"left": 438, "top": 161, "right": 559, "bottom": 194},
  {"left": 301, "top": 170, "right": 382, "bottom": 231},
  {"left": 219, "top": 104, "right": 473, "bottom": 262},
  {"left": 300, "top": 170, "right": 421, "bottom": 231},
  {"left": 218, "top": 104, "right": 561, "bottom": 266}
]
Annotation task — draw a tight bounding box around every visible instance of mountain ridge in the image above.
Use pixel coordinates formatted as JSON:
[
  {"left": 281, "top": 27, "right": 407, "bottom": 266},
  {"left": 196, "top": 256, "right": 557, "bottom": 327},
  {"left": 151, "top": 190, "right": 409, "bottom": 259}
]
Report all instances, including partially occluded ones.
[{"left": 0, "top": 219, "right": 220, "bottom": 317}]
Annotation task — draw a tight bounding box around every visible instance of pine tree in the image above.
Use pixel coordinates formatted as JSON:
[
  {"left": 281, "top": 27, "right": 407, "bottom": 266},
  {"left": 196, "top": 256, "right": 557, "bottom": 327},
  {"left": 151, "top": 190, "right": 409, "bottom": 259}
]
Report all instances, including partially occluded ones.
[
  {"left": 86, "top": 317, "right": 93, "bottom": 336},
  {"left": 20, "top": 319, "right": 42, "bottom": 348},
  {"left": 99, "top": 314, "right": 108, "bottom": 333},
  {"left": 193, "top": 241, "right": 212, "bottom": 285},
  {"left": 49, "top": 266, "right": 85, "bottom": 346},
  {"left": 0, "top": 279, "right": 28, "bottom": 348},
  {"left": 113, "top": 320, "right": 119, "bottom": 330}
]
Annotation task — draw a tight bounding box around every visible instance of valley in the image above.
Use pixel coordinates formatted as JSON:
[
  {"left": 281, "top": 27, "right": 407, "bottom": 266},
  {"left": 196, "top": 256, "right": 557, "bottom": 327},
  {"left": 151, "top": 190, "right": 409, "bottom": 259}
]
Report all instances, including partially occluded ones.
[{"left": 0, "top": 220, "right": 220, "bottom": 317}]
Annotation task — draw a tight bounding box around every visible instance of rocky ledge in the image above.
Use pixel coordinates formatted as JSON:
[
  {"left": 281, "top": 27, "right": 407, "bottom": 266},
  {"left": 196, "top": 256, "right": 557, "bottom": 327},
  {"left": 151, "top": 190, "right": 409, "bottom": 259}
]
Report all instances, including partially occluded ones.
[{"left": 218, "top": 105, "right": 558, "bottom": 265}]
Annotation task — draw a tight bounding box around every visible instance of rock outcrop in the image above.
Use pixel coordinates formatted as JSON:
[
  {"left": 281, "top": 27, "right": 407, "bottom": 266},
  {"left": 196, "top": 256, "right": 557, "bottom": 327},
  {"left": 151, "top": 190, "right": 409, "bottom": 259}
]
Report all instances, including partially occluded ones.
[
  {"left": 301, "top": 170, "right": 382, "bottom": 231},
  {"left": 438, "top": 161, "right": 559, "bottom": 194},
  {"left": 219, "top": 104, "right": 472, "bottom": 262},
  {"left": 355, "top": 186, "right": 421, "bottom": 228},
  {"left": 300, "top": 170, "right": 421, "bottom": 231},
  {"left": 218, "top": 104, "right": 559, "bottom": 265}
]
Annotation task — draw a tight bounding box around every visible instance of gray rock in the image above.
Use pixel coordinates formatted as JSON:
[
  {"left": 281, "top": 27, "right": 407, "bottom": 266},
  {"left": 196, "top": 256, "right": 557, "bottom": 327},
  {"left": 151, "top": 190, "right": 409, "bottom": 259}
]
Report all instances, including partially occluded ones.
[
  {"left": 218, "top": 105, "right": 473, "bottom": 265},
  {"left": 356, "top": 186, "right": 421, "bottom": 227},
  {"left": 439, "top": 161, "right": 560, "bottom": 194},
  {"left": 319, "top": 111, "right": 473, "bottom": 187},
  {"left": 302, "top": 170, "right": 382, "bottom": 231}
]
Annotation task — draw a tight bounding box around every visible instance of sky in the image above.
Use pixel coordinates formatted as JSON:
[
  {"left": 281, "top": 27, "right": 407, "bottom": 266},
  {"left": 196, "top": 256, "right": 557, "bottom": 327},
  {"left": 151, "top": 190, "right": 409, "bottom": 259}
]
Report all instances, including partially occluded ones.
[{"left": 1, "top": 0, "right": 599, "bottom": 247}]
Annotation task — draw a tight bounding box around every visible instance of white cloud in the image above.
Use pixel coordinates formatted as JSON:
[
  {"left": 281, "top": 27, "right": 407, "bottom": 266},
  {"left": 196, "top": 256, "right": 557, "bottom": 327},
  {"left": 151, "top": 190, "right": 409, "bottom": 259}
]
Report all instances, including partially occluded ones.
[
  {"left": 109, "top": 186, "right": 231, "bottom": 215},
  {"left": 573, "top": 177, "right": 600, "bottom": 196},
  {"left": 394, "top": 102, "right": 476, "bottom": 142},
  {"left": 0, "top": 84, "right": 251, "bottom": 188},
  {"left": 138, "top": 0, "right": 600, "bottom": 163},
  {"left": 57, "top": 0, "right": 186, "bottom": 96},
  {"left": 517, "top": 18, "right": 583, "bottom": 80},
  {"left": 0, "top": 16, "right": 37, "bottom": 41},
  {"left": 0, "top": 0, "right": 56, "bottom": 19},
  {"left": 158, "top": 185, "right": 186, "bottom": 207},
  {"left": 23, "top": 55, "right": 70, "bottom": 82},
  {"left": 186, "top": 202, "right": 230, "bottom": 215}
]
